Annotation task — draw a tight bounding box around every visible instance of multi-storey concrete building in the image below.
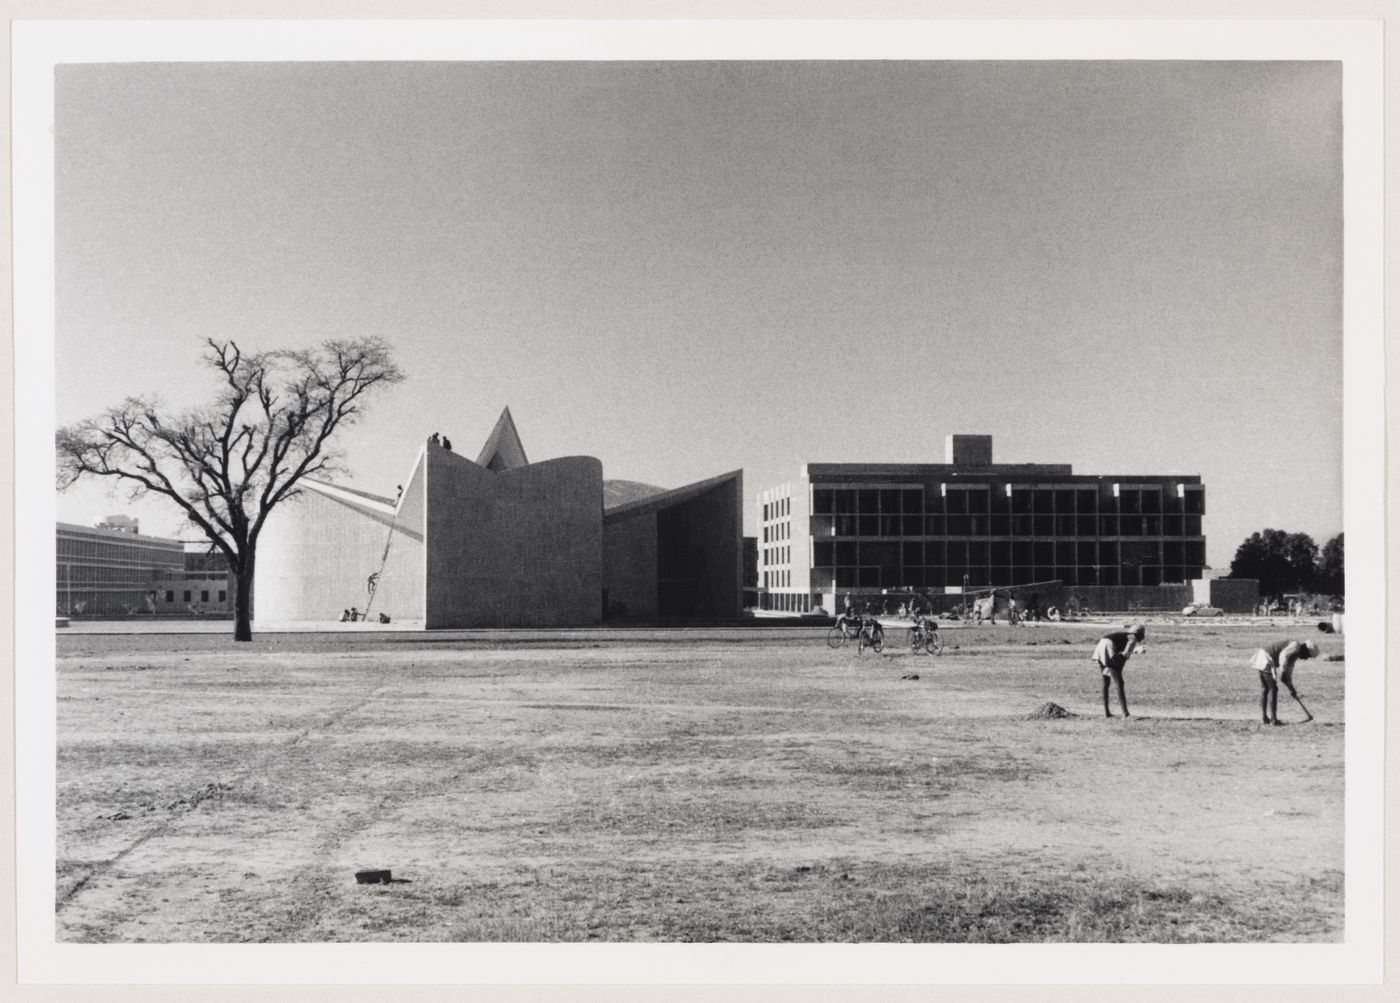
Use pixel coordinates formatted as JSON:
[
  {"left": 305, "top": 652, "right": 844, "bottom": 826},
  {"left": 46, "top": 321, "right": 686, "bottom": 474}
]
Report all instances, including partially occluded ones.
[
  {"left": 755, "top": 434, "right": 1206, "bottom": 614},
  {"left": 56, "top": 518, "right": 185, "bottom": 616}
]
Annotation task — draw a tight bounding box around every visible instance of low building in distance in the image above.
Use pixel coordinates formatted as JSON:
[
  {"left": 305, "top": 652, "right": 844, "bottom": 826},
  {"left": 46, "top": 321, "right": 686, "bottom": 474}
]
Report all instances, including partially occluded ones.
[
  {"left": 255, "top": 408, "right": 743, "bottom": 627},
  {"left": 57, "top": 517, "right": 238, "bottom": 617},
  {"left": 57, "top": 517, "right": 184, "bottom": 616},
  {"left": 755, "top": 434, "right": 1208, "bottom": 614}
]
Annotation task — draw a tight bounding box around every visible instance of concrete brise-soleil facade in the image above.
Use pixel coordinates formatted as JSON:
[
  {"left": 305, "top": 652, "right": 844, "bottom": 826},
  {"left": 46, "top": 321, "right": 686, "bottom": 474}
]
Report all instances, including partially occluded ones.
[
  {"left": 756, "top": 434, "right": 1209, "bottom": 614},
  {"left": 255, "top": 409, "right": 743, "bottom": 627}
]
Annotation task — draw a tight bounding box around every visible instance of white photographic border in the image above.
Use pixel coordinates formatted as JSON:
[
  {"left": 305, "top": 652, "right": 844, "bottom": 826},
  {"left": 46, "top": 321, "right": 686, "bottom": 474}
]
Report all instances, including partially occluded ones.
[{"left": 11, "top": 17, "right": 1386, "bottom": 987}]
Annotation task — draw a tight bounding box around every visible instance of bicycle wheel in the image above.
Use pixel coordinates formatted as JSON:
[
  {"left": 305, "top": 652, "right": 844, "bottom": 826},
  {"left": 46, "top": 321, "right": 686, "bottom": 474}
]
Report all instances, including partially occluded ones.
[
  {"left": 826, "top": 625, "right": 846, "bottom": 649},
  {"left": 871, "top": 627, "right": 884, "bottom": 653},
  {"left": 907, "top": 627, "right": 923, "bottom": 653},
  {"left": 926, "top": 629, "right": 945, "bottom": 656}
]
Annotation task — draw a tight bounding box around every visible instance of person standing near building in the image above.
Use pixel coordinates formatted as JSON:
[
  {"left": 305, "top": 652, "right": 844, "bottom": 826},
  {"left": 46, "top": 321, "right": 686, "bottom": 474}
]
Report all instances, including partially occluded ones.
[
  {"left": 1251, "top": 639, "right": 1319, "bottom": 725},
  {"left": 1092, "top": 624, "right": 1146, "bottom": 718}
]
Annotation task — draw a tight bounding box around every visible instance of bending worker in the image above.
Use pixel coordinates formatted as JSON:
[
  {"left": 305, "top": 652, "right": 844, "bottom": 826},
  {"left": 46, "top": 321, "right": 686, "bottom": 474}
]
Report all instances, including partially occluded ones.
[
  {"left": 1092, "top": 624, "right": 1146, "bottom": 718},
  {"left": 1251, "top": 639, "right": 1319, "bottom": 725}
]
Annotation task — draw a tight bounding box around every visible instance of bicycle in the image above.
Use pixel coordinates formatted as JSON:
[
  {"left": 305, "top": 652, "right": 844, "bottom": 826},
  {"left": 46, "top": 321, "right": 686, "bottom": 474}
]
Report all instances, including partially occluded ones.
[
  {"left": 826, "top": 614, "right": 861, "bottom": 649},
  {"left": 906, "top": 617, "right": 945, "bottom": 656},
  {"left": 857, "top": 616, "right": 885, "bottom": 654}
]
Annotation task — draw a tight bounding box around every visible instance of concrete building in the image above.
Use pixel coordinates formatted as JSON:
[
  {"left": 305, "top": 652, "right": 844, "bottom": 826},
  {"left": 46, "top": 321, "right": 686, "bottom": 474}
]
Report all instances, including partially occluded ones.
[
  {"left": 755, "top": 434, "right": 1208, "bottom": 614},
  {"left": 56, "top": 519, "right": 184, "bottom": 616},
  {"left": 255, "top": 409, "right": 743, "bottom": 627}
]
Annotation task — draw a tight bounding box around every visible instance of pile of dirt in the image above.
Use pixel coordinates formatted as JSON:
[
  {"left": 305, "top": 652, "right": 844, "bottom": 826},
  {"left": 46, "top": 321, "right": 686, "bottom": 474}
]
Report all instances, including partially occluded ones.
[
  {"left": 899, "top": 673, "right": 920, "bottom": 681},
  {"left": 1325, "top": 654, "right": 1344, "bottom": 662},
  {"left": 1026, "top": 702, "right": 1075, "bottom": 720}
]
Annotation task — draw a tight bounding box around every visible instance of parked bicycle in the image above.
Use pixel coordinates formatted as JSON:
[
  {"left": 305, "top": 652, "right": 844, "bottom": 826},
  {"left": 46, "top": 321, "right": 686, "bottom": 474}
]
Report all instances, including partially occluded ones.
[
  {"left": 906, "top": 617, "right": 945, "bottom": 656},
  {"left": 827, "top": 614, "right": 884, "bottom": 653}
]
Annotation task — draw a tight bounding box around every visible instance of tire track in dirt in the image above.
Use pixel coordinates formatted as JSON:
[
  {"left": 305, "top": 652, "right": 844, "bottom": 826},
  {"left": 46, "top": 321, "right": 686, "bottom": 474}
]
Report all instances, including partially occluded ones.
[{"left": 57, "top": 669, "right": 398, "bottom": 917}]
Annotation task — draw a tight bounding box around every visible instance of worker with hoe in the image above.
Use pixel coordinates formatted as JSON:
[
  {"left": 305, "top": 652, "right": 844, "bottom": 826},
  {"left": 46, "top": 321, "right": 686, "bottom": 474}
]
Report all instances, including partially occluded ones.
[
  {"left": 1251, "top": 639, "right": 1319, "bottom": 725},
  {"left": 1092, "top": 624, "right": 1146, "bottom": 718}
]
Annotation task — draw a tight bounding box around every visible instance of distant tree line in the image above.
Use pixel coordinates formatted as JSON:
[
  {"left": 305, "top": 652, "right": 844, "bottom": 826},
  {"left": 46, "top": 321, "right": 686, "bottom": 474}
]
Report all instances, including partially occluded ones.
[{"left": 1228, "top": 529, "right": 1343, "bottom": 598}]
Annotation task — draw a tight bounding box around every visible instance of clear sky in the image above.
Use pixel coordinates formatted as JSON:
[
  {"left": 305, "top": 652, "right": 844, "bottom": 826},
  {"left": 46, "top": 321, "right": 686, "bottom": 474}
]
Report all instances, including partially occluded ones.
[{"left": 55, "top": 60, "right": 1342, "bottom": 565}]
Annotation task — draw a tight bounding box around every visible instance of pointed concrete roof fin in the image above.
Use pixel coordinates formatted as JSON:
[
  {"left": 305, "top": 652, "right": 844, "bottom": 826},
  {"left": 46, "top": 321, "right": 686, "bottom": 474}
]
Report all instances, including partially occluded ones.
[{"left": 475, "top": 406, "right": 530, "bottom": 471}]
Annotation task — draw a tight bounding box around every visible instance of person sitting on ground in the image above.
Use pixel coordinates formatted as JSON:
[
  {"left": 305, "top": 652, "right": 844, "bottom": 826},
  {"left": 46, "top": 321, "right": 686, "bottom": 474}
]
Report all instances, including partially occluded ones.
[
  {"left": 1092, "top": 624, "right": 1146, "bottom": 718},
  {"left": 339, "top": 609, "right": 351, "bottom": 622},
  {"left": 349, "top": 606, "right": 360, "bottom": 622},
  {"left": 1251, "top": 639, "right": 1319, "bottom": 725}
]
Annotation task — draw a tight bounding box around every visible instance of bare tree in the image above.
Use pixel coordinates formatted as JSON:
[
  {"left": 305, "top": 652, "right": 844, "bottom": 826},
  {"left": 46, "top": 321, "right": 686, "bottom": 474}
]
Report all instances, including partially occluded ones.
[{"left": 57, "top": 337, "right": 404, "bottom": 641}]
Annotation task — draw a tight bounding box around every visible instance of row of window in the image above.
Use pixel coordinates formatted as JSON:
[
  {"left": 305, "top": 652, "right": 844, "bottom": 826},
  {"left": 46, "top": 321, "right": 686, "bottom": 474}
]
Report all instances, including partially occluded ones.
[
  {"left": 160, "top": 589, "right": 226, "bottom": 604},
  {"left": 811, "top": 485, "right": 1205, "bottom": 517},
  {"left": 54, "top": 565, "right": 176, "bottom": 584},
  {"left": 763, "top": 520, "right": 791, "bottom": 543},
  {"left": 815, "top": 539, "right": 1206, "bottom": 567},
  {"left": 764, "top": 545, "right": 791, "bottom": 567},
  {"left": 811, "top": 566, "right": 1202, "bottom": 589},
  {"left": 763, "top": 570, "right": 792, "bottom": 588},
  {"left": 762, "top": 496, "right": 792, "bottom": 522},
  {"left": 811, "top": 514, "right": 1204, "bottom": 538},
  {"left": 758, "top": 592, "right": 815, "bottom": 613},
  {"left": 56, "top": 538, "right": 184, "bottom": 563}
]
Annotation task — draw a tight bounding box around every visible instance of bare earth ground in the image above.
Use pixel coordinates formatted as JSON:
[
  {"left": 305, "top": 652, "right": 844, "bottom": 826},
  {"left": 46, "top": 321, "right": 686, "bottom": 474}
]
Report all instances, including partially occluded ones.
[{"left": 54, "top": 622, "right": 1344, "bottom": 943}]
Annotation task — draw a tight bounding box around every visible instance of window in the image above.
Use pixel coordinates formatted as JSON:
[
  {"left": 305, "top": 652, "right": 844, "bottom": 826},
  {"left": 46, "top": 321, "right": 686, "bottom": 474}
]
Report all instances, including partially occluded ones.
[
  {"left": 815, "top": 542, "right": 834, "bottom": 566},
  {"left": 966, "top": 489, "right": 989, "bottom": 514},
  {"left": 858, "top": 490, "right": 879, "bottom": 513},
  {"left": 901, "top": 489, "right": 922, "bottom": 513},
  {"left": 945, "top": 490, "right": 968, "bottom": 515},
  {"left": 814, "top": 489, "right": 834, "bottom": 514},
  {"left": 879, "top": 489, "right": 901, "bottom": 513},
  {"left": 164, "top": 590, "right": 174, "bottom": 603},
  {"left": 183, "top": 590, "right": 191, "bottom": 603},
  {"left": 834, "top": 490, "right": 857, "bottom": 514},
  {"left": 218, "top": 590, "right": 227, "bottom": 603}
]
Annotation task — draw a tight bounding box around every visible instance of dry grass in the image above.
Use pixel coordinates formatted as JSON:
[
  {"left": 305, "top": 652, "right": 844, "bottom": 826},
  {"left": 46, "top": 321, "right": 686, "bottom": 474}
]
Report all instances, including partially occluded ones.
[{"left": 55, "top": 623, "right": 1345, "bottom": 943}]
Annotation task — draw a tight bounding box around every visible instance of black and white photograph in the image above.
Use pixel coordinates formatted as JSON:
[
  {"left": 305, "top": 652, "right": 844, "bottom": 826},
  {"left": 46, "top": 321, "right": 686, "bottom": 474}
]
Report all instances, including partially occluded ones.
[{"left": 9, "top": 15, "right": 1389, "bottom": 990}]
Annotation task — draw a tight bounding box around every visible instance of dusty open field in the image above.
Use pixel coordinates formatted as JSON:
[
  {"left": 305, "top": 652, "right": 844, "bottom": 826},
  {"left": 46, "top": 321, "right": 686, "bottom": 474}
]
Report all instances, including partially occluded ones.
[{"left": 55, "top": 621, "right": 1344, "bottom": 943}]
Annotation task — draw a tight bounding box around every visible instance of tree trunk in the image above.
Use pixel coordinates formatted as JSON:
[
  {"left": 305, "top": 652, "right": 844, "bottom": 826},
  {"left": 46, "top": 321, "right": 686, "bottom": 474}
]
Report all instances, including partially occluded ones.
[{"left": 233, "top": 562, "right": 254, "bottom": 642}]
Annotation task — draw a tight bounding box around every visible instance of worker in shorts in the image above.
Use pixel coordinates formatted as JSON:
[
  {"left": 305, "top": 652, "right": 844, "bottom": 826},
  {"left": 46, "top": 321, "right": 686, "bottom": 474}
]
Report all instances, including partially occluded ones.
[
  {"left": 1092, "top": 624, "right": 1146, "bottom": 718},
  {"left": 1251, "top": 639, "right": 1319, "bottom": 725}
]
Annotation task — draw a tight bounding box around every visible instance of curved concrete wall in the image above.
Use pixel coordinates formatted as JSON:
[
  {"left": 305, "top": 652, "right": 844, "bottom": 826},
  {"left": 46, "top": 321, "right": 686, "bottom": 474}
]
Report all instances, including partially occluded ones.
[
  {"left": 254, "top": 464, "right": 426, "bottom": 623},
  {"left": 424, "top": 446, "right": 603, "bottom": 627}
]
